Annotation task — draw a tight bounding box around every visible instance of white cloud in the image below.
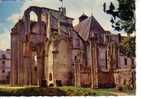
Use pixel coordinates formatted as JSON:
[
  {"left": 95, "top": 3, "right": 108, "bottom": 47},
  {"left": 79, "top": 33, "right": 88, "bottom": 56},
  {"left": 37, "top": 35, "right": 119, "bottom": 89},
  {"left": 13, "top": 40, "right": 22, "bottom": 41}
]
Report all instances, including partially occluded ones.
[
  {"left": 7, "top": 0, "right": 60, "bottom": 24},
  {"left": 7, "top": 13, "right": 20, "bottom": 24},
  {"left": 0, "top": 21, "right": 10, "bottom": 50},
  {"left": 8, "top": 0, "right": 117, "bottom": 31},
  {"left": 4, "top": 0, "right": 121, "bottom": 50},
  {"left": 7, "top": 0, "right": 120, "bottom": 30},
  {"left": 0, "top": 29, "right": 10, "bottom": 50}
]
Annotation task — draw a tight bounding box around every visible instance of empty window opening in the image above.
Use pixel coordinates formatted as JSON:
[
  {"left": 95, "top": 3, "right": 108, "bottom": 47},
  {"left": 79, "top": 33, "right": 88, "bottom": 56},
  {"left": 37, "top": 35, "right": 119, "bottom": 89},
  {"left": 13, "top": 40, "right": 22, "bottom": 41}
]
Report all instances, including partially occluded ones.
[
  {"left": 124, "top": 58, "right": 127, "bottom": 65},
  {"left": 30, "top": 11, "right": 38, "bottom": 21},
  {"left": 2, "top": 61, "right": 5, "bottom": 65},
  {"left": 2, "top": 54, "right": 6, "bottom": 59},
  {"left": 131, "top": 58, "right": 134, "bottom": 65},
  {"left": 49, "top": 73, "right": 53, "bottom": 81},
  {"left": 2, "top": 70, "right": 5, "bottom": 73},
  {"left": 34, "top": 67, "right": 37, "bottom": 71},
  {"left": 34, "top": 54, "right": 38, "bottom": 66}
]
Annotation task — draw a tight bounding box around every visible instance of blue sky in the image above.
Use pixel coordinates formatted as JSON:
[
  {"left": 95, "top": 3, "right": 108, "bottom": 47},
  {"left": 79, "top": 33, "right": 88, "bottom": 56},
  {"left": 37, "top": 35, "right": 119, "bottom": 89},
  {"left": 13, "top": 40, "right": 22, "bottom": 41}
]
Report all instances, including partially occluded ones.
[{"left": 0, "top": 0, "right": 118, "bottom": 50}]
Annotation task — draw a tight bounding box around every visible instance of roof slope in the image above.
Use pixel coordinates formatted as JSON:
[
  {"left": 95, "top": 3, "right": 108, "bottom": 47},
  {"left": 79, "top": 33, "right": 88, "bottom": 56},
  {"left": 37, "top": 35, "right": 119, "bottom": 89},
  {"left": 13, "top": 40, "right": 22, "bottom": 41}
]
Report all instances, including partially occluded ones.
[{"left": 74, "top": 16, "right": 105, "bottom": 41}]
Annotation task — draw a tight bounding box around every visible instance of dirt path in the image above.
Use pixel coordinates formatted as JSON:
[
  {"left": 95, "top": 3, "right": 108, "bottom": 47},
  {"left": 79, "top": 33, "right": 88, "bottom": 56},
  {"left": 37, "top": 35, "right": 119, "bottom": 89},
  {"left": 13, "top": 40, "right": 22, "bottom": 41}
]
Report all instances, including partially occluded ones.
[{"left": 110, "top": 92, "right": 128, "bottom": 96}]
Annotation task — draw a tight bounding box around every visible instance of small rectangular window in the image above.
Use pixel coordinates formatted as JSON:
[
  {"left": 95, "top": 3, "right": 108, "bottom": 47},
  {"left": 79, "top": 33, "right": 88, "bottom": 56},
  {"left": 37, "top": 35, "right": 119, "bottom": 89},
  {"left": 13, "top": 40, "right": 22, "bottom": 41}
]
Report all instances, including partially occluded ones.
[
  {"left": 2, "top": 54, "right": 6, "bottom": 59},
  {"left": 124, "top": 58, "right": 127, "bottom": 65},
  {"left": 2, "top": 70, "right": 5, "bottom": 73},
  {"left": 2, "top": 61, "right": 5, "bottom": 65},
  {"left": 131, "top": 59, "right": 134, "bottom": 65}
]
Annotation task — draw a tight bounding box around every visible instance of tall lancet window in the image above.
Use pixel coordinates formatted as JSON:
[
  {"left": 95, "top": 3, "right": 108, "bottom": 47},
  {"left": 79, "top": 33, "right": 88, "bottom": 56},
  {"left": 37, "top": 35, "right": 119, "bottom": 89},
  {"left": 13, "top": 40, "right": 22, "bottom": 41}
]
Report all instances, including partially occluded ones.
[
  {"left": 98, "top": 47, "right": 107, "bottom": 70},
  {"left": 49, "top": 73, "right": 53, "bottom": 81},
  {"left": 33, "top": 51, "right": 38, "bottom": 66}
]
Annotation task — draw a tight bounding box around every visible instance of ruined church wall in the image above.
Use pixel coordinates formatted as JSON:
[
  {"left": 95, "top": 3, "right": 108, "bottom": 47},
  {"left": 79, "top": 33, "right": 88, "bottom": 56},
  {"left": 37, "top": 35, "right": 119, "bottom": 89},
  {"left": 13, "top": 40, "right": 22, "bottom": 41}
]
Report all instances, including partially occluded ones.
[
  {"left": 98, "top": 71, "right": 115, "bottom": 88},
  {"left": 118, "top": 55, "right": 135, "bottom": 68},
  {"left": 53, "top": 39, "right": 73, "bottom": 85},
  {"left": 97, "top": 46, "right": 115, "bottom": 88},
  {"left": 98, "top": 47, "right": 107, "bottom": 70},
  {"left": 113, "top": 69, "right": 135, "bottom": 88},
  {"left": 47, "top": 42, "right": 54, "bottom": 85}
]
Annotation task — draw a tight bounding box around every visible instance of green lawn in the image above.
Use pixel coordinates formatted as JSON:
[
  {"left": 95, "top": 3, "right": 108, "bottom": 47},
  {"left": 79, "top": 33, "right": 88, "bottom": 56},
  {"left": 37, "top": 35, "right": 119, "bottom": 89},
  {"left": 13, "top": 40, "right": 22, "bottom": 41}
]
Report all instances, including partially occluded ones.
[{"left": 0, "top": 85, "right": 135, "bottom": 96}]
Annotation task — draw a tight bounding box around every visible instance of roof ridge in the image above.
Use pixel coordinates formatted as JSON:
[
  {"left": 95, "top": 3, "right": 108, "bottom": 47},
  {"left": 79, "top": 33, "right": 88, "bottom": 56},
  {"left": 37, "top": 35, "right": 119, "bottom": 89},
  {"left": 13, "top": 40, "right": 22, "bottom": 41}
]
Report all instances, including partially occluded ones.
[{"left": 74, "top": 15, "right": 105, "bottom": 41}]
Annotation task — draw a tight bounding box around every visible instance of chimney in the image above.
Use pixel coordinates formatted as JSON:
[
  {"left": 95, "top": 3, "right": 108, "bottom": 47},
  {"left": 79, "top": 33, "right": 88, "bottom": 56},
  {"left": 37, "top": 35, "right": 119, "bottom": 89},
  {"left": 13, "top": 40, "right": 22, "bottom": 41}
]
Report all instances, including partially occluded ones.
[
  {"left": 59, "top": 7, "right": 66, "bottom": 16},
  {"left": 79, "top": 13, "right": 88, "bottom": 22}
]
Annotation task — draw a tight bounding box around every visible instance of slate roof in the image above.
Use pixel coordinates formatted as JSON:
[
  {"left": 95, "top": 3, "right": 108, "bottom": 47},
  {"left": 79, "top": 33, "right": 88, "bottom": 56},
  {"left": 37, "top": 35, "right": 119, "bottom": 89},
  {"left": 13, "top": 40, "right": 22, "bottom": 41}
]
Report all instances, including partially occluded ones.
[{"left": 74, "top": 16, "right": 105, "bottom": 41}]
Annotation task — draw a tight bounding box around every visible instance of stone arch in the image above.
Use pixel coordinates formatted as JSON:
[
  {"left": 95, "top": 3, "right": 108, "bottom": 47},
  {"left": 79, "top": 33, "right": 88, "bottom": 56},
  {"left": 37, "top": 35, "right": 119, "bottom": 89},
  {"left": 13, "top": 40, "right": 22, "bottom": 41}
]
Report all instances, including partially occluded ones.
[{"left": 23, "top": 7, "right": 42, "bottom": 34}]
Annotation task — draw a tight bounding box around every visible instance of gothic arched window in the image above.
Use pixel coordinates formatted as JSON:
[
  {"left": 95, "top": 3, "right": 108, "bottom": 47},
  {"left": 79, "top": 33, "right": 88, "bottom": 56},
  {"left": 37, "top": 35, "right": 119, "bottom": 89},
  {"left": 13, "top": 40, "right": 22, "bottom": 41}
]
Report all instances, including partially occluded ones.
[{"left": 49, "top": 73, "right": 53, "bottom": 81}]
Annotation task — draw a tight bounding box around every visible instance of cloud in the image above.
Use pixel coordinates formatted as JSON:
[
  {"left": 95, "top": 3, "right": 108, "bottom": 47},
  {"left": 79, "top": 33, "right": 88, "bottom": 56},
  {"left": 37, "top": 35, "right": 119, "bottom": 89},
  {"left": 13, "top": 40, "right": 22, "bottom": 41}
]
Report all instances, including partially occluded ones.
[
  {"left": 0, "top": 23, "right": 2, "bottom": 27},
  {"left": 7, "top": 13, "right": 20, "bottom": 24},
  {"left": 7, "top": 0, "right": 121, "bottom": 33},
  {"left": 0, "top": 29, "right": 10, "bottom": 50},
  {"left": 0, "top": 21, "right": 10, "bottom": 49},
  {"left": 7, "top": 0, "right": 60, "bottom": 24},
  {"left": 7, "top": 0, "right": 120, "bottom": 31},
  {"left": 8, "top": 0, "right": 116, "bottom": 29},
  {"left": 2, "top": 0, "right": 122, "bottom": 50}
]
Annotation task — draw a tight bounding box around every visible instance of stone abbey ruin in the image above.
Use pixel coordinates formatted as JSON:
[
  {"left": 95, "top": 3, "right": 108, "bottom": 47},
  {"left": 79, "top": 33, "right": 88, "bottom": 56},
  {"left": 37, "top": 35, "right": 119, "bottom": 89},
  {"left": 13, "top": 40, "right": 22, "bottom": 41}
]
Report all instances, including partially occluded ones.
[{"left": 10, "top": 6, "right": 135, "bottom": 89}]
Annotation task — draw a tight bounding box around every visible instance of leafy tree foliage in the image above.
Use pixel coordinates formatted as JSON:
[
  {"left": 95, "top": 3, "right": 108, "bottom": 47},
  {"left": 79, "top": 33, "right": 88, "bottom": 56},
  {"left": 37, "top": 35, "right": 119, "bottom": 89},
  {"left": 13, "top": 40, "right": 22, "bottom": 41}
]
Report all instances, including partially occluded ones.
[
  {"left": 103, "top": 0, "right": 135, "bottom": 57},
  {"left": 119, "top": 36, "right": 135, "bottom": 57},
  {"left": 103, "top": 0, "right": 135, "bottom": 34}
]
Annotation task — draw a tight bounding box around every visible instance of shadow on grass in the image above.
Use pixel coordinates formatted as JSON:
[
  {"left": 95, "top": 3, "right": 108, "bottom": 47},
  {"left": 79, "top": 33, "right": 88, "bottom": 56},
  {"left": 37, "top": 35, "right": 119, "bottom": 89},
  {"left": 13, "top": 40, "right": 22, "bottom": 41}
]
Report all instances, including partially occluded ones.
[
  {"left": 0, "top": 86, "right": 135, "bottom": 96},
  {"left": 0, "top": 87, "right": 67, "bottom": 96}
]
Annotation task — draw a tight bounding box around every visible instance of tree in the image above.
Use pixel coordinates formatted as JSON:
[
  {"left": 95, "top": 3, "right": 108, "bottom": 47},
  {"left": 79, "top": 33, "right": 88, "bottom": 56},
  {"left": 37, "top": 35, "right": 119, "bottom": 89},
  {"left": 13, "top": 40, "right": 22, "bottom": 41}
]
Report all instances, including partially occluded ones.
[
  {"left": 103, "top": 0, "right": 135, "bottom": 57},
  {"left": 119, "top": 36, "right": 135, "bottom": 57},
  {"left": 103, "top": 0, "right": 135, "bottom": 35}
]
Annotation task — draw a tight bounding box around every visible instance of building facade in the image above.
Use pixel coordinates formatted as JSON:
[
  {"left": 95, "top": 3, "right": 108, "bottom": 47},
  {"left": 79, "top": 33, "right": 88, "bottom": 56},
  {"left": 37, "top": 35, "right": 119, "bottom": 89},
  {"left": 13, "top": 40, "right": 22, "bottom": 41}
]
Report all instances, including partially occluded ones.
[
  {"left": 0, "top": 49, "right": 11, "bottom": 83},
  {"left": 10, "top": 6, "right": 135, "bottom": 89}
]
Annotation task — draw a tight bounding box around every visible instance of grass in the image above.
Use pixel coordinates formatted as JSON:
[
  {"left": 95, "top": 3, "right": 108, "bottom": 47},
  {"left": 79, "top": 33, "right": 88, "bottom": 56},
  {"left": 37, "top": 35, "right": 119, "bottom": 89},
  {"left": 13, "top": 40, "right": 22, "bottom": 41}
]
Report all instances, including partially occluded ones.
[
  {"left": 113, "top": 88, "right": 136, "bottom": 95},
  {"left": 0, "top": 85, "right": 135, "bottom": 96},
  {"left": 58, "top": 86, "right": 115, "bottom": 96},
  {"left": 0, "top": 86, "right": 66, "bottom": 96}
]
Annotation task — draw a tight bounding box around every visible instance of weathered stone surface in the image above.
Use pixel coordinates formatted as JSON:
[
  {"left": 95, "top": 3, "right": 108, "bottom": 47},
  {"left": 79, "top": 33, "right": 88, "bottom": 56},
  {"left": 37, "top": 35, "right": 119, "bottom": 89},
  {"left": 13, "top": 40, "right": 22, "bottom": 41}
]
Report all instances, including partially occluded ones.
[{"left": 10, "top": 6, "right": 135, "bottom": 89}]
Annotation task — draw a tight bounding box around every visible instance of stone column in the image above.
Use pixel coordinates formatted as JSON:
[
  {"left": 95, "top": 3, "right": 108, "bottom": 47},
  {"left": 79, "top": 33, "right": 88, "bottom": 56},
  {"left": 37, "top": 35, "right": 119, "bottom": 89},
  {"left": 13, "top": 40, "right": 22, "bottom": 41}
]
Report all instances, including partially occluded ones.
[
  {"left": 44, "top": 45, "right": 48, "bottom": 86},
  {"left": 17, "top": 35, "right": 22, "bottom": 85},
  {"left": 47, "top": 13, "right": 51, "bottom": 38},
  {"left": 91, "top": 42, "right": 98, "bottom": 88},
  {"left": 107, "top": 44, "right": 112, "bottom": 70},
  {"left": 28, "top": 46, "right": 32, "bottom": 85},
  {"left": 37, "top": 46, "right": 45, "bottom": 87},
  {"left": 74, "top": 56, "right": 81, "bottom": 87},
  {"left": 10, "top": 32, "right": 18, "bottom": 85},
  {"left": 23, "top": 42, "right": 32, "bottom": 85},
  {"left": 23, "top": 11, "right": 30, "bottom": 35},
  {"left": 90, "top": 40, "right": 94, "bottom": 88},
  {"left": 37, "top": 54, "right": 42, "bottom": 86}
]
